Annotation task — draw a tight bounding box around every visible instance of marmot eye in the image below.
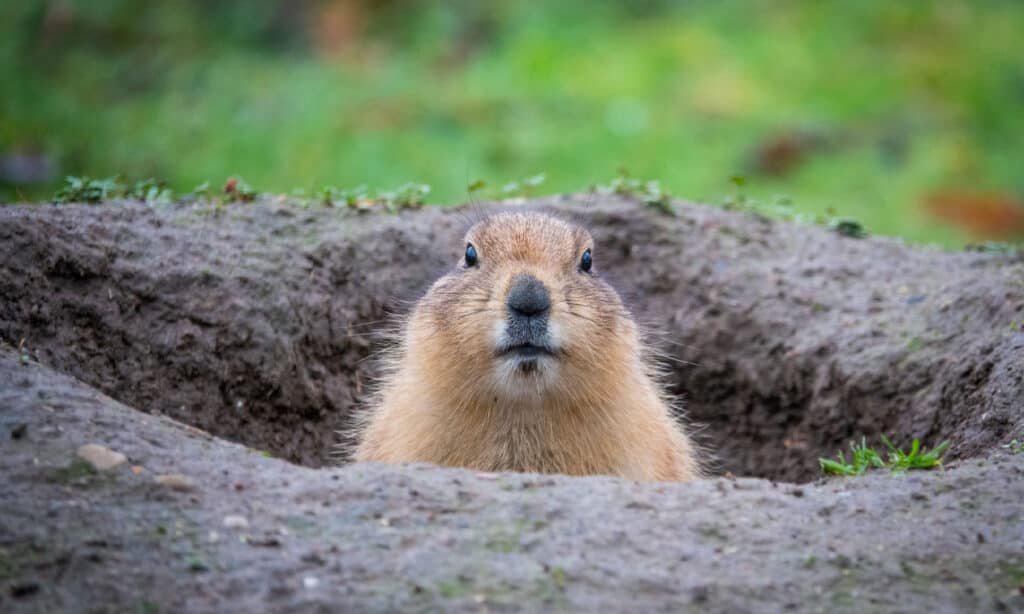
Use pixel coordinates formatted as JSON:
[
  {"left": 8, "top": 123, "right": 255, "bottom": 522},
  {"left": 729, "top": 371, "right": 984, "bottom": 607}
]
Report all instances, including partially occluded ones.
[
  {"left": 465, "top": 243, "right": 478, "bottom": 267},
  {"left": 580, "top": 249, "right": 593, "bottom": 273}
]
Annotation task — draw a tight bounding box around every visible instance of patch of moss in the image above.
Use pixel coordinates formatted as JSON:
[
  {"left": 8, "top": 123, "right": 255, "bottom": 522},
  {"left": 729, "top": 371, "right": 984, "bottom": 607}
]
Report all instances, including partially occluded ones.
[
  {"left": 281, "top": 515, "right": 321, "bottom": 539},
  {"left": 437, "top": 579, "right": 471, "bottom": 599},
  {"left": 186, "top": 554, "right": 209, "bottom": 573},
  {"left": 48, "top": 458, "right": 99, "bottom": 484},
  {"left": 696, "top": 524, "right": 728, "bottom": 542},
  {"left": 998, "top": 561, "right": 1024, "bottom": 586},
  {"left": 0, "top": 548, "right": 15, "bottom": 581},
  {"left": 550, "top": 566, "right": 566, "bottom": 590},
  {"left": 905, "top": 336, "right": 925, "bottom": 353},
  {"left": 136, "top": 600, "right": 161, "bottom": 614}
]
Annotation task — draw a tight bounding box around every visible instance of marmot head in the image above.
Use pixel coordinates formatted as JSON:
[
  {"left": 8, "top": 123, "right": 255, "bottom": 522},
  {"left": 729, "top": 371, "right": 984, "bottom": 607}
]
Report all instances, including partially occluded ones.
[{"left": 408, "top": 212, "right": 638, "bottom": 402}]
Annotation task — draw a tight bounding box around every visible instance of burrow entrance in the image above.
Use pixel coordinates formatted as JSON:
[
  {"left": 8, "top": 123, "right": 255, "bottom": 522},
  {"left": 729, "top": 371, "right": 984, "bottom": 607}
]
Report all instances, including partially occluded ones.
[{"left": 1, "top": 198, "right": 1020, "bottom": 483}]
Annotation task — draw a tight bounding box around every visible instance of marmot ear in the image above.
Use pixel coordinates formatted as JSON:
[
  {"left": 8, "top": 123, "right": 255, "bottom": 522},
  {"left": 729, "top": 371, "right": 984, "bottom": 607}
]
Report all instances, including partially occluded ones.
[{"left": 465, "top": 243, "right": 478, "bottom": 267}]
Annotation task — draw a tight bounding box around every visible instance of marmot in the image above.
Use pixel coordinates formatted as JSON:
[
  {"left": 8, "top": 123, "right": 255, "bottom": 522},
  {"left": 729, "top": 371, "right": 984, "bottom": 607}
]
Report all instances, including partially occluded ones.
[{"left": 352, "top": 212, "right": 701, "bottom": 482}]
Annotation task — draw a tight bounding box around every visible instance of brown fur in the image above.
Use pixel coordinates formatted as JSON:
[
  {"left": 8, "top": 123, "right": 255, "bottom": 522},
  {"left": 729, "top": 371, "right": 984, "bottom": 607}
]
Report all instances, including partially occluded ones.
[{"left": 350, "top": 212, "right": 701, "bottom": 481}]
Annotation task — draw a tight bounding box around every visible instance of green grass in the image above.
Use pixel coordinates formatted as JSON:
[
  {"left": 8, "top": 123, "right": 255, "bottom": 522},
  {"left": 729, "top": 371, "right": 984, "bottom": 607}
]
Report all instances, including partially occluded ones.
[
  {"left": 819, "top": 438, "right": 885, "bottom": 477},
  {"left": 880, "top": 436, "right": 950, "bottom": 473},
  {"left": 3, "top": 1, "right": 1024, "bottom": 246},
  {"left": 820, "top": 437, "right": 949, "bottom": 477}
]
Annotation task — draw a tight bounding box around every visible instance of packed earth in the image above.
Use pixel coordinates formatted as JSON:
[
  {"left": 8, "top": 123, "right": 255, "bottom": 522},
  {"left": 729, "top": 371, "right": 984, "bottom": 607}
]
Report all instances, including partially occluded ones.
[{"left": 1, "top": 195, "right": 1022, "bottom": 612}]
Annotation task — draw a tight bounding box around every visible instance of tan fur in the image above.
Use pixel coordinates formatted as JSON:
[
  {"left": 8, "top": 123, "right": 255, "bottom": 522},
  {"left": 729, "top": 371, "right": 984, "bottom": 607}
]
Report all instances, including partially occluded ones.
[{"left": 351, "top": 212, "right": 701, "bottom": 482}]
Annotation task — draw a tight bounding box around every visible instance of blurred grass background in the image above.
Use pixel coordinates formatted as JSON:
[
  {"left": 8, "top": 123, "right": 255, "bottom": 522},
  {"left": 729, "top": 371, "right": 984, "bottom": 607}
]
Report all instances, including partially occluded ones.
[{"left": 2, "top": 0, "right": 1023, "bottom": 246}]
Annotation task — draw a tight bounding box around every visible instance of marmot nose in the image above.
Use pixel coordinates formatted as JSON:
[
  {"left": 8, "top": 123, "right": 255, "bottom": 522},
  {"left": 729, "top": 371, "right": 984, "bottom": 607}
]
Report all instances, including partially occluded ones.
[{"left": 507, "top": 274, "right": 550, "bottom": 318}]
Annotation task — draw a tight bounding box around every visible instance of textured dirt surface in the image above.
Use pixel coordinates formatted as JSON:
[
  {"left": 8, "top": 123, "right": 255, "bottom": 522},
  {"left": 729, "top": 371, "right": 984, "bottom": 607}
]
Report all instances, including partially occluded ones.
[
  {"left": 1, "top": 195, "right": 1023, "bottom": 611},
  {"left": 1, "top": 195, "right": 1022, "bottom": 482},
  {"left": 2, "top": 350, "right": 1023, "bottom": 613}
]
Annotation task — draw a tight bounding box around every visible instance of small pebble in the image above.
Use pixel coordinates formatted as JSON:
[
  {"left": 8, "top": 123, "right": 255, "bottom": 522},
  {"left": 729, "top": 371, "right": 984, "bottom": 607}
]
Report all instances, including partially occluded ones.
[
  {"left": 77, "top": 444, "right": 127, "bottom": 471},
  {"left": 154, "top": 474, "right": 195, "bottom": 491},
  {"left": 223, "top": 515, "right": 249, "bottom": 530},
  {"left": 10, "top": 423, "right": 27, "bottom": 439},
  {"left": 303, "top": 576, "right": 320, "bottom": 589}
]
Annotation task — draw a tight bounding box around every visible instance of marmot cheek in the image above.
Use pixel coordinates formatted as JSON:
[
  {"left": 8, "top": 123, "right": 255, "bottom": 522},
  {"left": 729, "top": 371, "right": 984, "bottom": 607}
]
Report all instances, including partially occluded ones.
[{"left": 545, "top": 317, "right": 566, "bottom": 351}]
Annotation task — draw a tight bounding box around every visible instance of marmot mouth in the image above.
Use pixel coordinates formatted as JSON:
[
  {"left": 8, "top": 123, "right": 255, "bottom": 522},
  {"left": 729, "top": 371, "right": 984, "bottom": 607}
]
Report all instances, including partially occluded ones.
[{"left": 496, "top": 342, "right": 557, "bottom": 359}]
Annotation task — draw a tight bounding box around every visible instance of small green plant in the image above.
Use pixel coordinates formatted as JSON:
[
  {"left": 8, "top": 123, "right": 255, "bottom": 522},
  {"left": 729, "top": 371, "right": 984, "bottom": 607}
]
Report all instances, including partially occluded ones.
[
  {"left": 466, "top": 179, "right": 488, "bottom": 195},
  {"left": 223, "top": 176, "right": 257, "bottom": 202},
  {"left": 598, "top": 169, "right": 674, "bottom": 214},
  {"left": 829, "top": 217, "right": 867, "bottom": 239},
  {"left": 501, "top": 173, "right": 547, "bottom": 198},
  {"left": 377, "top": 182, "right": 430, "bottom": 210},
  {"left": 186, "top": 181, "right": 211, "bottom": 199},
  {"left": 1000, "top": 439, "right": 1023, "bottom": 454},
  {"left": 53, "top": 175, "right": 122, "bottom": 204},
  {"left": 317, "top": 184, "right": 368, "bottom": 208},
  {"left": 721, "top": 175, "right": 750, "bottom": 210},
  {"left": 186, "top": 555, "right": 209, "bottom": 573},
  {"left": 880, "top": 436, "right": 949, "bottom": 473},
  {"left": 820, "top": 436, "right": 949, "bottom": 476},
  {"left": 550, "top": 566, "right": 567, "bottom": 590},
  {"left": 125, "top": 178, "right": 173, "bottom": 204},
  {"left": 54, "top": 175, "right": 177, "bottom": 205},
  {"left": 819, "top": 437, "right": 885, "bottom": 476},
  {"left": 965, "top": 241, "right": 1022, "bottom": 255},
  {"left": 719, "top": 175, "right": 808, "bottom": 223},
  {"left": 136, "top": 599, "right": 160, "bottom": 614}
]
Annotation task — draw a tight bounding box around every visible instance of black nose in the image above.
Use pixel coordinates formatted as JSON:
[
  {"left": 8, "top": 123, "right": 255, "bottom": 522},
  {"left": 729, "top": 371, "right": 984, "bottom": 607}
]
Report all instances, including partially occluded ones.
[{"left": 507, "top": 274, "right": 550, "bottom": 318}]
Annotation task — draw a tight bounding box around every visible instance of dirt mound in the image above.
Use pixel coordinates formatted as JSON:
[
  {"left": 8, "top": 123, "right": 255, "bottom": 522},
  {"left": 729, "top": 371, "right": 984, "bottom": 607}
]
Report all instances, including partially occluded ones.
[
  {"left": 1, "top": 195, "right": 1022, "bottom": 481},
  {"left": 2, "top": 350, "right": 1023, "bottom": 612}
]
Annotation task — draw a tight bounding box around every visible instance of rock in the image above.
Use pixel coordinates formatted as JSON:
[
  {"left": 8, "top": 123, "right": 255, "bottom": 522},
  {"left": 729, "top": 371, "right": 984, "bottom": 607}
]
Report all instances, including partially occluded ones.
[
  {"left": 154, "top": 474, "right": 195, "bottom": 491},
  {"left": 223, "top": 515, "right": 249, "bottom": 530},
  {"left": 76, "top": 444, "right": 127, "bottom": 471}
]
